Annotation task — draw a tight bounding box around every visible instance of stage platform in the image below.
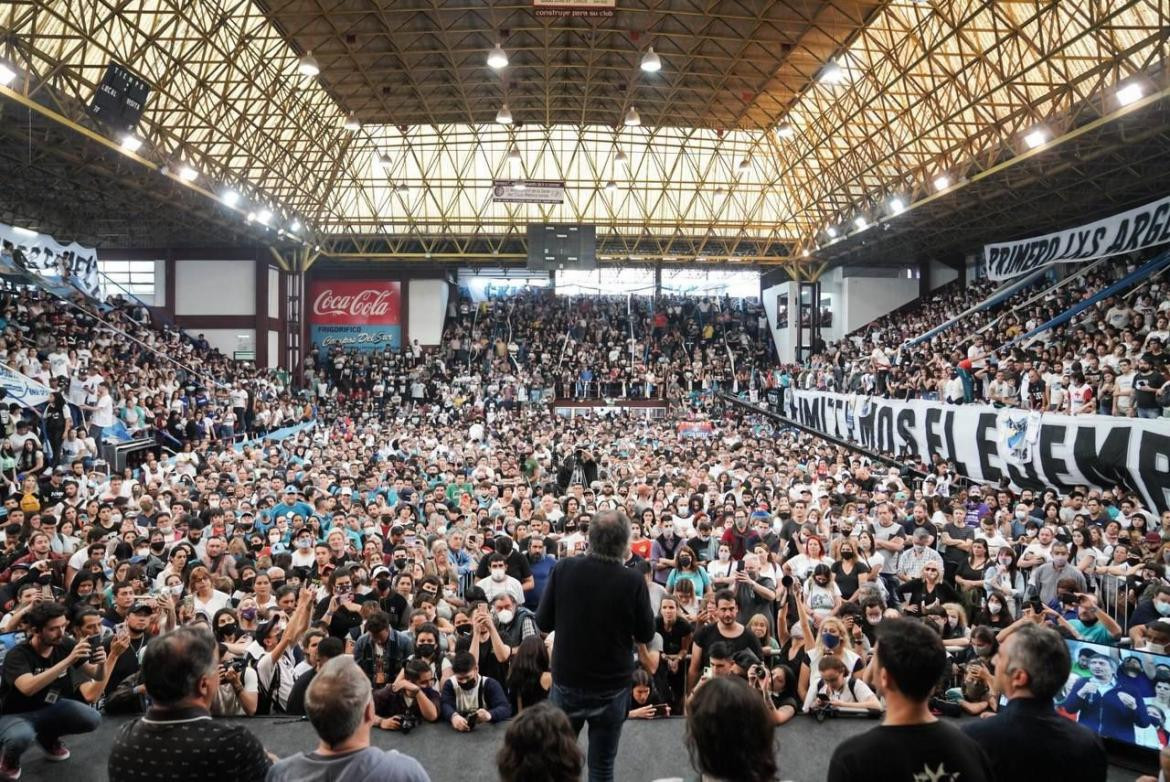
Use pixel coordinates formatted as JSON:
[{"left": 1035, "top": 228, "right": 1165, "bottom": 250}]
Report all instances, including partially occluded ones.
[{"left": 18, "top": 713, "right": 1148, "bottom": 781}]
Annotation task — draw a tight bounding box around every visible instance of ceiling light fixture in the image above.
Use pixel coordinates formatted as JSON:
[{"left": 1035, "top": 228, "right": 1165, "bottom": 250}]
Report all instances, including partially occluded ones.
[
  {"left": 222, "top": 189, "right": 241, "bottom": 207},
  {"left": 396, "top": 183, "right": 411, "bottom": 194},
  {"left": 854, "top": 215, "right": 868, "bottom": 231},
  {"left": 177, "top": 165, "right": 198, "bottom": 183},
  {"left": 343, "top": 114, "right": 361, "bottom": 131},
  {"left": 0, "top": 63, "right": 16, "bottom": 86},
  {"left": 802, "top": 249, "right": 810, "bottom": 257},
  {"left": 507, "top": 146, "right": 522, "bottom": 165},
  {"left": 624, "top": 106, "right": 640, "bottom": 126},
  {"left": 1116, "top": 82, "right": 1144, "bottom": 107},
  {"left": 819, "top": 62, "right": 845, "bottom": 84},
  {"left": 298, "top": 51, "right": 320, "bottom": 77},
  {"left": 714, "top": 186, "right": 726, "bottom": 197},
  {"left": 289, "top": 219, "right": 302, "bottom": 232},
  {"left": 737, "top": 157, "right": 752, "bottom": 173},
  {"left": 1024, "top": 128, "right": 1048, "bottom": 149},
  {"left": 605, "top": 180, "right": 617, "bottom": 193},
  {"left": 776, "top": 123, "right": 795, "bottom": 139},
  {"left": 256, "top": 208, "right": 272, "bottom": 225},
  {"left": 496, "top": 103, "right": 513, "bottom": 125},
  {"left": 826, "top": 226, "right": 838, "bottom": 238},
  {"left": 615, "top": 148, "right": 628, "bottom": 167},
  {"left": 888, "top": 197, "right": 905, "bottom": 215},
  {"left": 640, "top": 46, "right": 662, "bottom": 73},
  {"left": 933, "top": 174, "right": 951, "bottom": 191},
  {"left": 120, "top": 134, "right": 143, "bottom": 153},
  {"left": 487, "top": 43, "right": 509, "bottom": 70}
]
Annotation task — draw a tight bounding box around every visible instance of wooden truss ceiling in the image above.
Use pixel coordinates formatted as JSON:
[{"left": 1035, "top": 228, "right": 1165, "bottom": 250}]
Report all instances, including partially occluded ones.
[{"left": 0, "top": 0, "right": 1168, "bottom": 262}]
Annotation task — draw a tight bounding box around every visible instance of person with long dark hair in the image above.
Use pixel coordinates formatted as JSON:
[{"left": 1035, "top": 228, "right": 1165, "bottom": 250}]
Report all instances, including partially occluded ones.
[
  {"left": 686, "top": 675, "right": 778, "bottom": 782},
  {"left": 505, "top": 634, "right": 552, "bottom": 714}
]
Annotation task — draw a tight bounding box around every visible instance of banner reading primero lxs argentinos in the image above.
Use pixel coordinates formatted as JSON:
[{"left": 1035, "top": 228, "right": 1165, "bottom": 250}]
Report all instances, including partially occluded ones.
[
  {"left": 309, "top": 280, "right": 402, "bottom": 356},
  {"left": 785, "top": 390, "right": 1170, "bottom": 514},
  {"left": 984, "top": 193, "right": 1170, "bottom": 281}
]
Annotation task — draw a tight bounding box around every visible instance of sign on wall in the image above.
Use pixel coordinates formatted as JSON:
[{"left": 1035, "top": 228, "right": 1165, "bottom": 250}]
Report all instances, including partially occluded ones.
[
  {"left": 785, "top": 389, "right": 1170, "bottom": 514},
  {"left": 984, "top": 192, "right": 1170, "bottom": 280},
  {"left": 308, "top": 280, "right": 402, "bottom": 356},
  {"left": 492, "top": 180, "right": 566, "bottom": 204}
]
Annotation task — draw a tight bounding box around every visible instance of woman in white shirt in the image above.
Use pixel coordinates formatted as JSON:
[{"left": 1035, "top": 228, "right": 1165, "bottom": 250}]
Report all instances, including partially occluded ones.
[
  {"left": 786, "top": 536, "right": 834, "bottom": 581},
  {"left": 705, "top": 542, "right": 737, "bottom": 589},
  {"left": 187, "top": 565, "right": 231, "bottom": 619}
]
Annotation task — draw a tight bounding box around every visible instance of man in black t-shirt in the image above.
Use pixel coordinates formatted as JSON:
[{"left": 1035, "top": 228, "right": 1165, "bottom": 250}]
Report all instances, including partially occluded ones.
[
  {"left": 0, "top": 602, "right": 102, "bottom": 777},
  {"left": 687, "top": 589, "right": 764, "bottom": 694},
  {"left": 1133, "top": 358, "right": 1165, "bottom": 419},
  {"left": 828, "top": 618, "right": 991, "bottom": 782}
]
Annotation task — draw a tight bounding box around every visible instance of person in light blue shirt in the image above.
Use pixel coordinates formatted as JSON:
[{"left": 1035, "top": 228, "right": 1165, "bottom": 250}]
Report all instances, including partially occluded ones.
[
  {"left": 1067, "top": 594, "right": 1123, "bottom": 644},
  {"left": 271, "top": 486, "right": 314, "bottom": 521}
]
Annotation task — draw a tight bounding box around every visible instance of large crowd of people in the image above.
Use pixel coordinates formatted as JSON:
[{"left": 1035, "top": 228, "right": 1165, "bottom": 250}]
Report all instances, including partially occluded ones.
[
  {"left": 0, "top": 264, "right": 1161, "bottom": 782},
  {"left": 789, "top": 252, "right": 1170, "bottom": 418}
]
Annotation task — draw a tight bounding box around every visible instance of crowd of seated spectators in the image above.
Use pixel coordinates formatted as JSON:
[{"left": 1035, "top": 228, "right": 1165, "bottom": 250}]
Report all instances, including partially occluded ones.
[
  {"left": 305, "top": 290, "right": 771, "bottom": 409},
  {"left": 0, "top": 265, "right": 1165, "bottom": 781},
  {"left": 787, "top": 251, "right": 1170, "bottom": 418}
]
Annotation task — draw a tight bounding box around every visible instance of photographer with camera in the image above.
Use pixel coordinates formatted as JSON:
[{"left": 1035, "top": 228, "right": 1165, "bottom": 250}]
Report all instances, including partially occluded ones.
[
  {"left": 374, "top": 658, "right": 440, "bottom": 732},
  {"left": 0, "top": 602, "right": 102, "bottom": 777},
  {"left": 626, "top": 668, "right": 671, "bottom": 719},
  {"left": 803, "top": 655, "right": 882, "bottom": 718},
  {"left": 439, "top": 651, "right": 512, "bottom": 732}
]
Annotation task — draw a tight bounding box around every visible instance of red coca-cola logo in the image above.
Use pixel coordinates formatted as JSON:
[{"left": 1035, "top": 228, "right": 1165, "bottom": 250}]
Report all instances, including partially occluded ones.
[
  {"left": 313, "top": 289, "right": 392, "bottom": 318},
  {"left": 309, "top": 281, "right": 400, "bottom": 325}
]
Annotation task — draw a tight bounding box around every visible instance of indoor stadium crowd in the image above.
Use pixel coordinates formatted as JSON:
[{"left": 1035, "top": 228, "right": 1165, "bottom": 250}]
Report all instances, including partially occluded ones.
[
  {"left": 788, "top": 251, "right": 1170, "bottom": 417},
  {"left": 0, "top": 273, "right": 1163, "bottom": 782}
]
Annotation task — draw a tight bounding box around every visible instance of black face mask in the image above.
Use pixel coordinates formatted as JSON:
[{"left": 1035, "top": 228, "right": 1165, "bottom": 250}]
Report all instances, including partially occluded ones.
[
  {"left": 270, "top": 579, "right": 285, "bottom": 591},
  {"left": 458, "top": 677, "right": 478, "bottom": 690},
  {"left": 150, "top": 542, "right": 166, "bottom": 553},
  {"left": 416, "top": 643, "right": 436, "bottom": 658},
  {"left": 678, "top": 556, "right": 693, "bottom": 567},
  {"left": 393, "top": 558, "right": 408, "bottom": 570},
  {"left": 217, "top": 623, "right": 238, "bottom": 640},
  {"left": 376, "top": 577, "right": 391, "bottom": 591},
  {"left": 240, "top": 577, "right": 255, "bottom": 591}
]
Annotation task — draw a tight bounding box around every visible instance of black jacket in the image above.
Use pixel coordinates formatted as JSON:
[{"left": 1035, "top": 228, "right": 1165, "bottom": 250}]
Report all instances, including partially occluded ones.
[{"left": 961, "top": 696, "right": 1107, "bottom": 782}]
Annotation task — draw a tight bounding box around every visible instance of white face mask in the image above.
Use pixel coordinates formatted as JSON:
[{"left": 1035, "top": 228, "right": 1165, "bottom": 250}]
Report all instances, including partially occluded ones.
[
  {"left": 718, "top": 551, "right": 730, "bottom": 562},
  {"left": 495, "top": 609, "right": 514, "bottom": 625},
  {"left": 490, "top": 569, "right": 506, "bottom": 582}
]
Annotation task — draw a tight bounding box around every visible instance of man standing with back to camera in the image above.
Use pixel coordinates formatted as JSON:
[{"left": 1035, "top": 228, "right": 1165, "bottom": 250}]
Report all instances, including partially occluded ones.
[{"left": 537, "top": 509, "right": 655, "bottom": 782}]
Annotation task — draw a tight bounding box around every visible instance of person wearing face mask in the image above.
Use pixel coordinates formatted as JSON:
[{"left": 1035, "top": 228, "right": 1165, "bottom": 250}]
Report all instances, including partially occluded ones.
[
  {"left": 650, "top": 519, "right": 683, "bottom": 586},
  {"left": 983, "top": 547, "right": 1026, "bottom": 614},
  {"left": 289, "top": 529, "right": 317, "bottom": 570},
  {"left": 474, "top": 553, "right": 525, "bottom": 606},
  {"left": 665, "top": 545, "right": 712, "bottom": 601},
  {"left": 1028, "top": 542, "right": 1087, "bottom": 604},
  {"left": 439, "top": 651, "right": 512, "bottom": 732},
  {"left": 894, "top": 527, "right": 944, "bottom": 586},
  {"left": 1132, "top": 590, "right": 1170, "bottom": 646}
]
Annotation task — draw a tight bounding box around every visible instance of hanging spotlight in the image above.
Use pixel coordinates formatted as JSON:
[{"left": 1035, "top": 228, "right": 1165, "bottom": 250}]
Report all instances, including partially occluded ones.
[
  {"left": 854, "top": 215, "right": 868, "bottom": 231},
  {"left": 615, "top": 148, "right": 628, "bottom": 167},
  {"left": 343, "top": 114, "right": 361, "bottom": 131},
  {"left": 1024, "top": 128, "right": 1048, "bottom": 149},
  {"left": 714, "top": 186, "right": 726, "bottom": 197},
  {"left": 604, "top": 180, "right": 617, "bottom": 193},
  {"left": 640, "top": 47, "right": 662, "bottom": 73},
  {"left": 221, "top": 189, "right": 241, "bottom": 206},
  {"left": 933, "top": 174, "right": 951, "bottom": 191},
  {"left": 507, "top": 146, "right": 522, "bottom": 165},
  {"left": 256, "top": 208, "right": 273, "bottom": 225},
  {"left": 802, "top": 249, "right": 810, "bottom": 257},
  {"left": 624, "top": 106, "right": 640, "bottom": 126},
  {"left": 888, "top": 197, "right": 905, "bottom": 215},
  {"left": 826, "top": 226, "right": 838, "bottom": 238},
  {"left": 289, "top": 219, "right": 302, "bottom": 232},
  {"left": 487, "top": 43, "right": 509, "bottom": 70},
  {"left": 177, "top": 165, "right": 198, "bottom": 183},
  {"left": 298, "top": 51, "right": 320, "bottom": 77},
  {"left": 737, "top": 157, "right": 752, "bottom": 173},
  {"left": 0, "top": 62, "right": 16, "bottom": 86},
  {"left": 120, "top": 134, "right": 143, "bottom": 153},
  {"left": 1116, "top": 82, "right": 1144, "bottom": 107},
  {"left": 776, "top": 123, "right": 795, "bottom": 139},
  {"left": 396, "top": 182, "right": 411, "bottom": 194},
  {"left": 496, "top": 103, "right": 513, "bottom": 124}
]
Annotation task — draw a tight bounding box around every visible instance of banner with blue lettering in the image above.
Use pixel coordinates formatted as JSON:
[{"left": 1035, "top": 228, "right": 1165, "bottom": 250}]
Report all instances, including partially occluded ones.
[
  {"left": 984, "top": 193, "right": 1170, "bottom": 280},
  {"left": 786, "top": 389, "right": 1170, "bottom": 514},
  {"left": 0, "top": 362, "right": 53, "bottom": 409}
]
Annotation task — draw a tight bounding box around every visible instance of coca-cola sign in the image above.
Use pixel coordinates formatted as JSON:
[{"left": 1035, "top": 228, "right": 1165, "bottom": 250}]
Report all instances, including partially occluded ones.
[{"left": 308, "top": 281, "right": 400, "bottom": 326}]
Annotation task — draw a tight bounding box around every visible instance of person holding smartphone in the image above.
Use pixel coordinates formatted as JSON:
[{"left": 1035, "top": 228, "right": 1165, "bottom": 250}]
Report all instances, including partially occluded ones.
[{"left": 0, "top": 602, "right": 103, "bottom": 777}]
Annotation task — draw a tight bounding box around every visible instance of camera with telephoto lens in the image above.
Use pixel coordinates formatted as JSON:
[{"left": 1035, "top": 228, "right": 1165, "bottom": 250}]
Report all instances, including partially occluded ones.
[
  {"left": 461, "top": 710, "right": 479, "bottom": 731},
  {"left": 398, "top": 713, "right": 420, "bottom": 734},
  {"left": 750, "top": 664, "right": 769, "bottom": 681},
  {"left": 781, "top": 575, "right": 794, "bottom": 589}
]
